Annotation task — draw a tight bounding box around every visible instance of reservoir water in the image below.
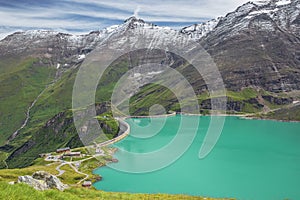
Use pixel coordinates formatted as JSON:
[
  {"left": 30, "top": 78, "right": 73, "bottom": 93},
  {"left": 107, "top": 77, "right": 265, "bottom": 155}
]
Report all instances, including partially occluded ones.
[{"left": 94, "top": 115, "right": 300, "bottom": 200}]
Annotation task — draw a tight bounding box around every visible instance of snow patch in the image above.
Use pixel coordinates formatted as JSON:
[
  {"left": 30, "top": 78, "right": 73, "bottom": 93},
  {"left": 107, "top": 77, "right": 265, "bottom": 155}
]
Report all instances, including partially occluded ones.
[
  {"left": 253, "top": 0, "right": 270, "bottom": 6},
  {"left": 56, "top": 63, "right": 61, "bottom": 69},
  {"left": 104, "top": 25, "right": 120, "bottom": 33},
  {"left": 181, "top": 18, "right": 220, "bottom": 39},
  {"left": 78, "top": 54, "right": 86, "bottom": 60},
  {"left": 275, "top": 0, "right": 291, "bottom": 6},
  {"left": 249, "top": 8, "right": 278, "bottom": 15},
  {"left": 147, "top": 71, "right": 163, "bottom": 75}
]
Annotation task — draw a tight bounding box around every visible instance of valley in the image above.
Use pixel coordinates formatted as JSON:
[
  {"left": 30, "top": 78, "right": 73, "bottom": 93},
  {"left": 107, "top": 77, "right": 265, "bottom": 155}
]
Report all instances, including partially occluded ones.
[{"left": 0, "top": 0, "right": 299, "bottom": 199}]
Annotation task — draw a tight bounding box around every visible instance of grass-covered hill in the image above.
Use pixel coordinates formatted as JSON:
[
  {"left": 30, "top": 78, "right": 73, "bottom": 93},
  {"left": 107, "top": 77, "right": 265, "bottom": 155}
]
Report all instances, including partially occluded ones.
[
  {"left": 0, "top": 182, "right": 231, "bottom": 200},
  {"left": 0, "top": 3, "right": 300, "bottom": 170},
  {"left": 0, "top": 50, "right": 299, "bottom": 170}
]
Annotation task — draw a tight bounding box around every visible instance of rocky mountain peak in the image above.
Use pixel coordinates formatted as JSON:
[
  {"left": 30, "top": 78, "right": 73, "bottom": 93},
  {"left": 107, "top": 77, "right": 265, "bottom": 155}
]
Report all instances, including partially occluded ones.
[
  {"left": 124, "top": 16, "right": 145, "bottom": 24},
  {"left": 180, "top": 18, "right": 221, "bottom": 39},
  {"left": 123, "top": 16, "right": 159, "bottom": 30},
  {"left": 253, "top": 0, "right": 294, "bottom": 6},
  {"left": 181, "top": 0, "right": 299, "bottom": 40}
]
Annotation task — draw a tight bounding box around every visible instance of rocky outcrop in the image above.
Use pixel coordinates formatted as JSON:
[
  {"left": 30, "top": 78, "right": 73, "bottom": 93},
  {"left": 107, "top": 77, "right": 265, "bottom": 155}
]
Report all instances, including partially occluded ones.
[
  {"left": 200, "top": 98, "right": 245, "bottom": 112},
  {"left": 199, "top": 0, "right": 300, "bottom": 92},
  {"left": 262, "top": 95, "right": 293, "bottom": 105},
  {"left": 245, "top": 98, "right": 264, "bottom": 109},
  {"left": 18, "top": 171, "right": 68, "bottom": 191}
]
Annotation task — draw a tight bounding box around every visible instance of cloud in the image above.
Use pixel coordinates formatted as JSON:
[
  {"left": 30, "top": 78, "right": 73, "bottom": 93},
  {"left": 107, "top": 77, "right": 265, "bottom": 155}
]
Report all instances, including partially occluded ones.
[
  {"left": 0, "top": 0, "right": 250, "bottom": 39},
  {"left": 134, "top": 6, "right": 141, "bottom": 18}
]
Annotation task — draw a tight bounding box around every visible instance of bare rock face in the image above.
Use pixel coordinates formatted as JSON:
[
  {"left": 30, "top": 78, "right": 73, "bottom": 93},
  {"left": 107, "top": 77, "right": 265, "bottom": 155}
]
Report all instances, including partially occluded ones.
[
  {"left": 18, "top": 171, "right": 68, "bottom": 191},
  {"left": 198, "top": 0, "right": 300, "bottom": 92},
  {"left": 18, "top": 175, "right": 48, "bottom": 190}
]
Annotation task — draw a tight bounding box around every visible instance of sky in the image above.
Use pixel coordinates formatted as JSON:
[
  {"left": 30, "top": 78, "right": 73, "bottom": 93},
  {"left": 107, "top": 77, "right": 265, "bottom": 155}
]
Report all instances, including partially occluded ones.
[{"left": 0, "top": 0, "right": 251, "bottom": 39}]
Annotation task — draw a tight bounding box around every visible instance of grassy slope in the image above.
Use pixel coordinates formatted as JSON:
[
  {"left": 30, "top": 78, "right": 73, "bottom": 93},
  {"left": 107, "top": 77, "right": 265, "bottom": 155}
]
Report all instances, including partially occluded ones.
[
  {"left": 129, "top": 85, "right": 265, "bottom": 115},
  {"left": 129, "top": 83, "right": 178, "bottom": 115},
  {"left": 0, "top": 161, "right": 59, "bottom": 182},
  {"left": 5, "top": 109, "right": 119, "bottom": 168},
  {"left": 0, "top": 57, "right": 55, "bottom": 145},
  {"left": 1, "top": 53, "right": 297, "bottom": 169},
  {"left": 2, "top": 65, "right": 82, "bottom": 166},
  {"left": 0, "top": 182, "right": 227, "bottom": 200},
  {"left": 5, "top": 110, "right": 82, "bottom": 168},
  {"left": 1, "top": 62, "right": 79, "bottom": 165},
  {"left": 8, "top": 58, "right": 126, "bottom": 151},
  {"left": 263, "top": 104, "right": 300, "bottom": 121}
]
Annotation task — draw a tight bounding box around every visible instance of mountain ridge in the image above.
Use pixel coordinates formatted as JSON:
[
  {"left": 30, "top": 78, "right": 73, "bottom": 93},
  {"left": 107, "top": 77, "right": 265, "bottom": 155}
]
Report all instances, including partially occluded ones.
[{"left": 0, "top": 0, "right": 299, "bottom": 168}]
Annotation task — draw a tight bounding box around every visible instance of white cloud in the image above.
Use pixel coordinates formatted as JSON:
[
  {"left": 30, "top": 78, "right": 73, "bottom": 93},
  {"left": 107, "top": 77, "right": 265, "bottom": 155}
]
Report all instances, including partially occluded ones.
[
  {"left": 65, "top": 0, "right": 250, "bottom": 19},
  {"left": 0, "top": 0, "right": 251, "bottom": 39},
  {"left": 134, "top": 6, "right": 141, "bottom": 18}
]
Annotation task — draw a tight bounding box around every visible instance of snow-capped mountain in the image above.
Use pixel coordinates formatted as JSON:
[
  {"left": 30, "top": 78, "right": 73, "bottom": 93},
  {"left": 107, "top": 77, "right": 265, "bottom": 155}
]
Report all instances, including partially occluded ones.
[
  {"left": 0, "top": 0, "right": 299, "bottom": 91},
  {"left": 0, "top": 17, "right": 179, "bottom": 70},
  {"left": 200, "top": 0, "right": 300, "bottom": 92},
  {"left": 210, "top": 0, "right": 300, "bottom": 40},
  {"left": 1, "top": 0, "right": 300, "bottom": 168},
  {"left": 180, "top": 18, "right": 221, "bottom": 39},
  {"left": 181, "top": 0, "right": 299, "bottom": 40}
]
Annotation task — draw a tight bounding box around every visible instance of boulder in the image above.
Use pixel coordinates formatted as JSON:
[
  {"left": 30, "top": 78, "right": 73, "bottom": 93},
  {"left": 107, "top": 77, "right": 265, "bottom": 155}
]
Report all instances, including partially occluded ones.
[
  {"left": 18, "top": 171, "right": 68, "bottom": 191},
  {"left": 18, "top": 175, "right": 48, "bottom": 190}
]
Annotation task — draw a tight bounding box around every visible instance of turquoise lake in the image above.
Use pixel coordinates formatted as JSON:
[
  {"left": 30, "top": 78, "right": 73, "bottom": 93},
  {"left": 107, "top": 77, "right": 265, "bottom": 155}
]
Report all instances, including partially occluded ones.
[{"left": 94, "top": 115, "right": 300, "bottom": 200}]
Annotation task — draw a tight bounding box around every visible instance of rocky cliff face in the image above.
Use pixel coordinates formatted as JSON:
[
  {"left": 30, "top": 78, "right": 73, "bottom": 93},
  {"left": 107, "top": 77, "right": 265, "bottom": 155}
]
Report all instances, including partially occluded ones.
[
  {"left": 198, "top": 0, "right": 300, "bottom": 92},
  {"left": 1, "top": 1, "right": 298, "bottom": 93}
]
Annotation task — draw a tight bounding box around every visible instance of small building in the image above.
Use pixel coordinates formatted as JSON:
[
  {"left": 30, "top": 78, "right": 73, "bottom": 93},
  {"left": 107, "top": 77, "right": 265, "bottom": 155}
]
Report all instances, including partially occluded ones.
[
  {"left": 64, "top": 152, "right": 81, "bottom": 157},
  {"left": 82, "top": 181, "right": 92, "bottom": 187},
  {"left": 95, "top": 148, "right": 102, "bottom": 154},
  {"left": 56, "top": 147, "right": 70, "bottom": 153}
]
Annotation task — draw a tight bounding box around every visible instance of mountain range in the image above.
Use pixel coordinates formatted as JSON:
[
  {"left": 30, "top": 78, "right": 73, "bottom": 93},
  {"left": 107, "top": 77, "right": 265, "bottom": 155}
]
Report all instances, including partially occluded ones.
[{"left": 0, "top": 0, "right": 299, "bottom": 168}]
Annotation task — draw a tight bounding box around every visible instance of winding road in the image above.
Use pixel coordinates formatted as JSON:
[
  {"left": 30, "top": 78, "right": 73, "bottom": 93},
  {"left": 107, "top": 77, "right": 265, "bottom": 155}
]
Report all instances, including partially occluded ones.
[{"left": 55, "top": 156, "right": 94, "bottom": 184}]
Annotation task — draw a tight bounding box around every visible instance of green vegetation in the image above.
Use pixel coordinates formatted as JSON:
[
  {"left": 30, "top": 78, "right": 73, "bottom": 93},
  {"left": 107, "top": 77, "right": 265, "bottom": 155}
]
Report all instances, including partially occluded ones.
[
  {"left": 0, "top": 152, "right": 8, "bottom": 169},
  {"left": 79, "top": 157, "right": 106, "bottom": 182},
  {"left": 0, "top": 181, "right": 227, "bottom": 200},
  {"left": 95, "top": 112, "right": 119, "bottom": 136},
  {"left": 0, "top": 48, "right": 298, "bottom": 172},
  {"left": 263, "top": 104, "right": 300, "bottom": 121},
  {"left": 5, "top": 110, "right": 81, "bottom": 168},
  {"left": 129, "top": 83, "right": 178, "bottom": 116},
  {"left": 5, "top": 109, "right": 119, "bottom": 168},
  {"left": 59, "top": 164, "right": 85, "bottom": 185},
  {"left": 0, "top": 163, "right": 59, "bottom": 182},
  {"left": 226, "top": 88, "right": 258, "bottom": 101},
  {"left": 129, "top": 85, "right": 263, "bottom": 115},
  {"left": 0, "top": 57, "right": 55, "bottom": 145},
  {"left": 0, "top": 55, "right": 125, "bottom": 169}
]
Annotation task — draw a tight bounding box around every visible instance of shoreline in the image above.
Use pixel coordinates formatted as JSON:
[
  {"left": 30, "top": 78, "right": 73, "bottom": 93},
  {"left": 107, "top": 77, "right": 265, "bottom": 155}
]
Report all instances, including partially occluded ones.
[
  {"left": 97, "top": 112, "right": 299, "bottom": 155},
  {"left": 93, "top": 112, "right": 299, "bottom": 186},
  {"left": 127, "top": 112, "right": 177, "bottom": 119},
  {"left": 97, "top": 111, "right": 177, "bottom": 148},
  {"left": 239, "top": 115, "right": 300, "bottom": 123},
  {"left": 179, "top": 112, "right": 248, "bottom": 117},
  {"left": 180, "top": 112, "right": 300, "bottom": 123},
  {"left": 98, "top": 119, "right": 131, "bottom": 147},
  {"left": 97, "top": 112, "right": 299, "bottom": 160}
]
